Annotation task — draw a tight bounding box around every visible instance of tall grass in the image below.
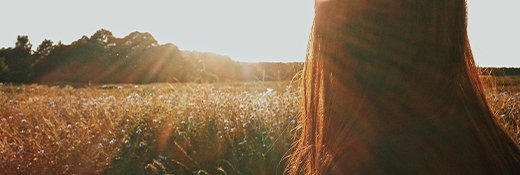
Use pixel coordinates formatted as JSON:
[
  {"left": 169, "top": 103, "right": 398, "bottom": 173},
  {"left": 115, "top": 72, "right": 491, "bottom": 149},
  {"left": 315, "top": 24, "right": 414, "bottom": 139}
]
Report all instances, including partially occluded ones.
[
  {"left": 1, "top": 81, "right": 300, "bottom": 174},
  {"left": 481, "top": 75, "right": 520, "bottom": 143},
  {"left": 1, "top": 78, "right": 519, "bottom": 174}
]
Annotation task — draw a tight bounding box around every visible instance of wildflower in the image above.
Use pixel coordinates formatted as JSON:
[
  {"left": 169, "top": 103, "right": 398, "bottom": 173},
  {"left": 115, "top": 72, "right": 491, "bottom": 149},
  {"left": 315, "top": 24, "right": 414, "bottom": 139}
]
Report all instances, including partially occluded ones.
[
  {"left": 67, "top": 124, "right": 71, "bottom": 129},
  {"left": 98, "top": 143, "right": 103, "bottom": 148},
  {"left": 21, "top": 119, "right": 26, "bottom": 122},
  {"left": 86, "top": 141, "right": 91, "bottom": 145},
  {"left": 65, "top": 165, "right": 69, "bottom": 168},
  {"left": 217, "top": 131, "right": 222, "bottom": 135},
  {"left": 136, "top": 129, "right": 142, "bottom": 134},
  {"left": 139, "top": 142, "right": 146, "bottom": 147},
  {"left": 34, "top": 126, "right": 39, "bottom": 129},
  {"left": 118, "top": 86, "right": 122, "bottom": 89},
  {"left": 121, "top": 130, "right": 125, "bottom": 133},
  {"left": 135, "top": 85, "right": 138, "bottom": 88},
  {"left": 8, "top": 116, "right": 12, "bottom": 119},
  {"left": 19, "top": 113, "right": 23, "bottom": 116},
  {"left": 224, "top": 127, "right": 229, "bottom": 130},
  {"left": 109, "top": 139, "right": 116, "bottom": 144}
]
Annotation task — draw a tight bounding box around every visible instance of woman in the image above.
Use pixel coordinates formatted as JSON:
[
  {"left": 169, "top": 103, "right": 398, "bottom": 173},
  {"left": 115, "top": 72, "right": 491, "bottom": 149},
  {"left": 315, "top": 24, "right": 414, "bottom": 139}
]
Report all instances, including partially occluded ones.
[{"left": 288, "top": 0, "right": 520, "bottom": 174}]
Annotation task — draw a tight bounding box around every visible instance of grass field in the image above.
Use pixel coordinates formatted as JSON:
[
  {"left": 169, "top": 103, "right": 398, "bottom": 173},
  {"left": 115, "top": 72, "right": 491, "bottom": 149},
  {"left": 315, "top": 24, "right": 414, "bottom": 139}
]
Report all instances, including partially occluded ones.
[
  {"left": 1, "top": 77, "right": 520, "bottom": 174},
  {"left": 1, "top": 81, "right": 300, "bottom": 174}
]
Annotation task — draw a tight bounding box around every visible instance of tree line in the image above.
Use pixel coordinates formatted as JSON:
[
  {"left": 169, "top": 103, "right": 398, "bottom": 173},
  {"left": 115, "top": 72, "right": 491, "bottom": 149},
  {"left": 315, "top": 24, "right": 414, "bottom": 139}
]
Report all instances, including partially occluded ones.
[
  {"left": 1, "top": 28, "right": 515, "bottom": 85},
  {"left": 481, "top": 67, "right": 520, "bottom": 76},
  {"left": 0, "top": 29, "right": 303, "bottom": 84}
]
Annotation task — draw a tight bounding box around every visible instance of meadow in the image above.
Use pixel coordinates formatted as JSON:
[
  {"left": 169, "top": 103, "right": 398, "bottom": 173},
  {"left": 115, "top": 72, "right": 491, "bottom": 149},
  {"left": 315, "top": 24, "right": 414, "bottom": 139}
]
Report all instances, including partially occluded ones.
[{"left": 1, "top": 77, "right": 520, "bottom": 175}]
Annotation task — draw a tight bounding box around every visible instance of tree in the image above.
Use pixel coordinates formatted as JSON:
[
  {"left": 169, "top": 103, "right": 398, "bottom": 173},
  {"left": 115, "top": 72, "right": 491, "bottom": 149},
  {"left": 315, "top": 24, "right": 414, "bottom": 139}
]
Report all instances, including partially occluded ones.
[
  {"left": 90, "top": 28, "right": 114, "bottom": 45},
  {"left": 2, "top": 35, "right": 34, "bottom": 83},
  {"left": 15, "top": 35, "right": 32, "bottom": 51},
  {"left": 34, "top": 39, "right": 54, "bottom": 59},
  {"left": 0, "top": 57, "right": 10, "bottom": 81}
]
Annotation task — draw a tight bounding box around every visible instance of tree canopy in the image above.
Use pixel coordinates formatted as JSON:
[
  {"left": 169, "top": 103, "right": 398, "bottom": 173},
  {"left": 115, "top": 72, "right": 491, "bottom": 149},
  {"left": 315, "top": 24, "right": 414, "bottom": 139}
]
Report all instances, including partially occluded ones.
[{"left": 0, "top": 29, "right": 303, "bottom": 84}]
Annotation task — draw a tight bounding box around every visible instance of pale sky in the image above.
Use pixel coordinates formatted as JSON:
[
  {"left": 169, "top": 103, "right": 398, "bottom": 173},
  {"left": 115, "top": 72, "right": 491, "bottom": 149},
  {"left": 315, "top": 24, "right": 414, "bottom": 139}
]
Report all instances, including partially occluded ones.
[{"left": 0, "top": 0, "right": 518, "bottom": 67}]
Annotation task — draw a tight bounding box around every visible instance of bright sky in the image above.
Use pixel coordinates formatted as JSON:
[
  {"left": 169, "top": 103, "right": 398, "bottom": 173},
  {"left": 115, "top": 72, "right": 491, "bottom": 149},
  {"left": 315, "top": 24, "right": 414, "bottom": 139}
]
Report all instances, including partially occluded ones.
[{"left": 0, "top": 0, "right": 518, "bottom": 67}]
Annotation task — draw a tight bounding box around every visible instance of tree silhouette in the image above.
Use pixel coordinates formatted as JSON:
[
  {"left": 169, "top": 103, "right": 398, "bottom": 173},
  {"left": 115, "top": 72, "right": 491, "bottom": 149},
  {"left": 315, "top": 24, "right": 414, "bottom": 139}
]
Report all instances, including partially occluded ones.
[
  {"left": 3, "top": 29, "right": 305, "bottom": 84},
  {"left": 34, "top": 39, "right": 54, "bottom": 60},
  {"left": 0, "top": 57, "right": 10, "bottom": 81},
  {"left": 0, "top": 35, "right": 34, "bottom": 83}
]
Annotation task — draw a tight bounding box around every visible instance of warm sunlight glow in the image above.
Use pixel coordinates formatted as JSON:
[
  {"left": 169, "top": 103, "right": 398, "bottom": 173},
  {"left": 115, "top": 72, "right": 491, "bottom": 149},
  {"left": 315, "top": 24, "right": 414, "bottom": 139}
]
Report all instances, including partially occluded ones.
[{"left": 0, "top": 0, "right": 518, "bottom": 66}]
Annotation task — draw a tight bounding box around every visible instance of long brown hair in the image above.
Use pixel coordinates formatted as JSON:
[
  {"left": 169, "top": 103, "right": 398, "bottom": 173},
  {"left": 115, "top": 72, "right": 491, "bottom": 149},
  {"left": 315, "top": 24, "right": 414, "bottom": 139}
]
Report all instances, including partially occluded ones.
[{"left": 288, "top": 0, "right": 520, "bottom": 174}]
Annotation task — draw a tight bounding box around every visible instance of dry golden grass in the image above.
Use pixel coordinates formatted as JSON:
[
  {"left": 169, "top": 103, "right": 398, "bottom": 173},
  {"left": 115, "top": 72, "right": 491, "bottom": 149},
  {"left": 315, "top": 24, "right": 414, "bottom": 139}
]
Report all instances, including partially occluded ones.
[
  {"left": 1, "top": 81, "right": 300, "bottom": 174},
  {"left": 481, "top": 75, "right": 520, "bottom": 144},
  {"left": 1, "top": 77, "right": 520, "bottom": 174}
]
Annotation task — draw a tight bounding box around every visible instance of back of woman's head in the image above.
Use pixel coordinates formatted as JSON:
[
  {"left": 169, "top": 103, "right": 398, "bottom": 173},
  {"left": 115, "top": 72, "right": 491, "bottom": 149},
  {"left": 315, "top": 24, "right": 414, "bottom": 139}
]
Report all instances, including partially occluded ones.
[{"left": 288, "top": 0, "right": 520, "bottom": 174}]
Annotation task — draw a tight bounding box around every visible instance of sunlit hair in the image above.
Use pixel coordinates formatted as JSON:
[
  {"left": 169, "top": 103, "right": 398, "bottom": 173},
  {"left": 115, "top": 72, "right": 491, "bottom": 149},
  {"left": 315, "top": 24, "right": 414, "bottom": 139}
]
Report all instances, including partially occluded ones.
[{"left": 287, "top": 0, "right": 520, "bottom": 174}]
